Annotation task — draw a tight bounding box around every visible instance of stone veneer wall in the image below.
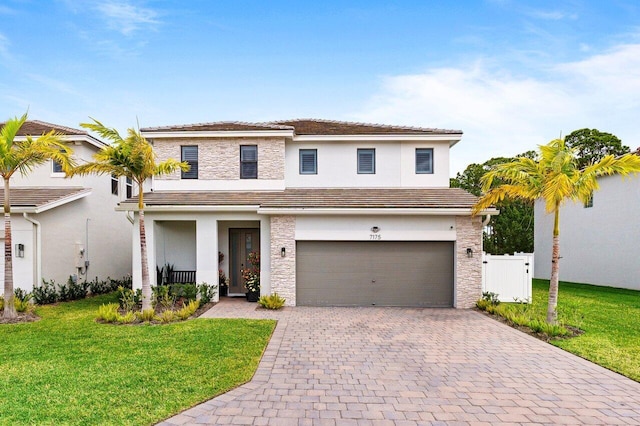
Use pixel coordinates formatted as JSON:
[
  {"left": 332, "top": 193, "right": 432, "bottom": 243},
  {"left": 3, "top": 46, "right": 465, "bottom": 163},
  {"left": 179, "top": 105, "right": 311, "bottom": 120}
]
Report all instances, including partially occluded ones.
[
  {"left": 455, "top": 215, "right": 483, "bottom": 308},
  {"left": 269, "top": 215, "right": 296, "bottom": 306},
  {"left": 153, "top": 137, "right": 285, "bottom": 180}
]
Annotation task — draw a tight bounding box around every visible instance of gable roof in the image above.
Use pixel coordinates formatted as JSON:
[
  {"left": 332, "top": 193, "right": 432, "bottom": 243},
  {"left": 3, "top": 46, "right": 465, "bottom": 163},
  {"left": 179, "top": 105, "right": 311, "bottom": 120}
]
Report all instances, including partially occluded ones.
[
  {"left": 140, "top": 118, "right": 462, "bottom": 137},
  {"left": 117, "top": 188, "right": 489, "bottom": 214},
  {"left": 0, "top": 187, "right": 91, "bottom": 213}
]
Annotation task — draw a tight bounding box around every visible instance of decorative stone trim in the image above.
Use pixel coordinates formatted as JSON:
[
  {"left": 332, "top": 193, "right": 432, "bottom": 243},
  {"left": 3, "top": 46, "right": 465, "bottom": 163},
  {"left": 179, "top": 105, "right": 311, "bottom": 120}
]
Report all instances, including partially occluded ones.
[
  {"left": 455, "top": 215, "right": 483, "bottom": 308},
  {"left": 153, "top": 137, "right": 285, "bottom": 180},
  {"left": 269, "top": 215, "right": 296, "bottom": 306}
]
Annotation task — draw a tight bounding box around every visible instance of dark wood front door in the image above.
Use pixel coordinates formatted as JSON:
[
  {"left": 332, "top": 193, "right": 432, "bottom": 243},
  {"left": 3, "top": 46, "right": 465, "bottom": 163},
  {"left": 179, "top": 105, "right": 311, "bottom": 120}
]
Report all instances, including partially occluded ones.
[{"left": 229, "top": 228, "right": 260, "bottom": 295}]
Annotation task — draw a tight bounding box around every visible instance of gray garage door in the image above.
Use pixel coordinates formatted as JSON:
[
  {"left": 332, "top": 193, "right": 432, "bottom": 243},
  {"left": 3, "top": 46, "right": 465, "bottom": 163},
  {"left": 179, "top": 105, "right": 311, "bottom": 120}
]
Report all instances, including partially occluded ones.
[{"left": 296, "top": 241, "right": 454, "bottom": 307}]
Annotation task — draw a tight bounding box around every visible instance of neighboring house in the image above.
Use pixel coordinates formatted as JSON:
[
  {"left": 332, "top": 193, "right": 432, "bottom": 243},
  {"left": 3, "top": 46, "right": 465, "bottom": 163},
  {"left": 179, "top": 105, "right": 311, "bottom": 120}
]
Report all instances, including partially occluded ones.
[
  {"left": 534, "top": 150, "right": 640, "bottom": 290},
  {"left": 2, "top": 120, "right": 132, "bottom": 291},
  {"left": 120, "top": 119, "right": 496, "bottom": 307}
]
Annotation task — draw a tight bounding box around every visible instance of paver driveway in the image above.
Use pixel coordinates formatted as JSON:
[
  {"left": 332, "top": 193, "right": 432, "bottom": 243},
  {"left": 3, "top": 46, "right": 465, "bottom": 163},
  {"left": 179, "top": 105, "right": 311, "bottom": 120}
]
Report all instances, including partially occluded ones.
[{"left": 159, "top": 299, "right": 640, "bottom": 425}]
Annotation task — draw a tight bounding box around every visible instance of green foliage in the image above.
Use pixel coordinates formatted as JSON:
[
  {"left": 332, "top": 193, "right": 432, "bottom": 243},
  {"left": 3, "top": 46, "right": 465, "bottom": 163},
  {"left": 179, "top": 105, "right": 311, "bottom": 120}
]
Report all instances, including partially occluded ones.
[
  {"left": 197, "top": 283, "right": 216, "bottom": 304},
  {"left": 153, "top": 285, "right": 175, "bottom": 309},
  {"left": 96, "top": 303, "right": 119, "bottom": 323},
  {"left": 89, "top": 276, "right": 130, "bottom": 295},
  {"left": 241, "top": 252, "right": 260, "bottom": 293},
  {"left": 0, "top": 294, "right": 276, "bottom": 424},
  {"left": 115, "top": 310, "right": 136, "bottom": 324},
  {"left": 158, "top": 309, "right": 176, "bottom": 323},
  {"left": 175, "top": 300, "right": 200, "bottom": 320},
  {"left": 117, "top": 286, "right": 140, "bottom": 311},
  {"left": 565, "top": 128, "right": 630, "bottom": 170},
  {"left": 451, "top": 152, "right": 535, "bottom": 254},
  {"left": 32, "top": 279, "right": 58, "bottom": 305},
  {"left": 481, "top": 291, "right": 500, "bottom": 305},
  {"left": 137, "top": 308, "right": 157, "bottom": 323},
  {"left": 13, "top": 289, "right": 33, "bottom": 313},
  {"left": 258, "top": 293, "right": 286, "bottom": 310},
  {"left": 169, "top": 283, "right": 197, "bottom": 301}
]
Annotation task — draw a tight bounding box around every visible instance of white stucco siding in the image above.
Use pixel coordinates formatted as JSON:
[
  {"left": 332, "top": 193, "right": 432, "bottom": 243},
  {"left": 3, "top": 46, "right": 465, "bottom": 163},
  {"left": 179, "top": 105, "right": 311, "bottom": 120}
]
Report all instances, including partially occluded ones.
[
  {"left": 295, "top": 215, "right": 456, "bottom": 241},
  {"left": 534, "top": 174, "right": 640, "bottom": 290},
  {"left": 285, "top": 141, "right": 450, "bottom": 188},
  {"left": 0, "top": 217, "right": 36, "bottom": 291}
]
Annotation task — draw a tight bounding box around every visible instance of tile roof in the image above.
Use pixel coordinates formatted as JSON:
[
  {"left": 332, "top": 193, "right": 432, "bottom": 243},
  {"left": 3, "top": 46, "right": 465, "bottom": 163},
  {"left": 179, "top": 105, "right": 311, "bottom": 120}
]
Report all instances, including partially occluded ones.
[
  {"left": 269, "top": 119, "right": 462, "bottom": 135},
  {"left": 140, "top": 119, "right": 462, "bottom": 136},
  {"left": 0, "top": 187, "right": 88, "bottom": 207},
  {"left": 123, "top": 188, "right": 478, "bottom": 209},
  {"left": 141, "top": 121, "right": 294, "bottom": 132},
  {"left": 6, "top": 120, "right": 88, "bottom": 137}
]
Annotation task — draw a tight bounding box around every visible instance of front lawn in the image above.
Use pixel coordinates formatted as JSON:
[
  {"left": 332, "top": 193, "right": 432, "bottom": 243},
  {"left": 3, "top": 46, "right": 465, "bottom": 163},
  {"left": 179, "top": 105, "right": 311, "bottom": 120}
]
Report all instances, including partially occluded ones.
[
  {"left": 511, "top": 279, "right": 640, "bottom": 381},
  {"left": 0, "top": 294, "right": 275, "bottom": 425}
]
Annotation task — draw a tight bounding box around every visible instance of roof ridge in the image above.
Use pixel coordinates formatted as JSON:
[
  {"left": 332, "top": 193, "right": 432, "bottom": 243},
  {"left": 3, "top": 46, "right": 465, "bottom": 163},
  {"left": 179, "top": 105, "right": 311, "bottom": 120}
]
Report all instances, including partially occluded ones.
[
  {"left": 141, "top": 120, "right": 294, "bottom": 131},
  {"left": 28, "top": 120, "right": 88, "bottom": 135},
  {"left": 269, "top": 118, "right": 462, "bottom": 134}
]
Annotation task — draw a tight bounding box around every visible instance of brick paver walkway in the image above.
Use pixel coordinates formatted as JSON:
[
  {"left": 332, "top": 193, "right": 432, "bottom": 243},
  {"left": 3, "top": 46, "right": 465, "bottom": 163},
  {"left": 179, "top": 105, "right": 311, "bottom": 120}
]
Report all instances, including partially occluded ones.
[{"left": 159, "top": 298, "right": 640, "bottom": 425}]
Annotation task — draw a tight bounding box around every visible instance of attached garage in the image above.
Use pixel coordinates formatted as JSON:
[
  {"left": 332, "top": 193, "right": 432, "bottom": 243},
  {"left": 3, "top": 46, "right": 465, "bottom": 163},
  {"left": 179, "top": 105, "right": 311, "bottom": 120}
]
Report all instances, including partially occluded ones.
[{"left": 296, "top": 241, "right": 454, "bottom": 307}]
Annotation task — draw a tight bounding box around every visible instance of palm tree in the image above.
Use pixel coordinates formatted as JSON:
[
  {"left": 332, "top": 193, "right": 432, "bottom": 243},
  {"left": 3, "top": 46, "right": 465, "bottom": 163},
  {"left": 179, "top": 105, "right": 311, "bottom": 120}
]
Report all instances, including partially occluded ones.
[
  {"left": 0, "top": 113, "right": 74, "bottom": 318},
  {"left": 473, "top": 138, "right": 640, "bottom": 324},
  {"left": 72, "top": 118, "right": 188, "bottom": 311}
]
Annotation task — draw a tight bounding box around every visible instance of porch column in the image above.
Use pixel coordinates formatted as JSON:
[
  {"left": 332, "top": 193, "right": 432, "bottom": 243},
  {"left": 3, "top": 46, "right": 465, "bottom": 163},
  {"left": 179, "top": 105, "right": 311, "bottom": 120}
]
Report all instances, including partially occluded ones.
[
  {"left": 196, "top": 217, "right": 218, "bottom": 300},
  {"left": 259, "top": 216, "right": 271, "bottom": 296}
]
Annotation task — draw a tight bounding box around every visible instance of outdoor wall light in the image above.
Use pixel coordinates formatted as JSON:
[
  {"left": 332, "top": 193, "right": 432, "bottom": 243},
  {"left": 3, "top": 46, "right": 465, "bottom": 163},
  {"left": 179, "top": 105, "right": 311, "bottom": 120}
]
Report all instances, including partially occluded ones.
[
  {"left": 371, "top": 226, "right": 380, "bottom": 233},
  {"left": 15, "top": 244, "right": 24, "bottom": 258},
  {"left": 466, "top": 248, "right": 473, "bottom": 258},
  {"left": 281, "top": 247, "right": 286, "bottom": 257}
]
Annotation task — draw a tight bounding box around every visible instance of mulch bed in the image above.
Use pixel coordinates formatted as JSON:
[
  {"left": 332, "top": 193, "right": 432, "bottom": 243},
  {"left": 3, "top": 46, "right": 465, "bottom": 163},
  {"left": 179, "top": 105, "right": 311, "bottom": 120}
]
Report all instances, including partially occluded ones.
[{"left": 0, "top": 311, "right": 40, "bottom": 324}]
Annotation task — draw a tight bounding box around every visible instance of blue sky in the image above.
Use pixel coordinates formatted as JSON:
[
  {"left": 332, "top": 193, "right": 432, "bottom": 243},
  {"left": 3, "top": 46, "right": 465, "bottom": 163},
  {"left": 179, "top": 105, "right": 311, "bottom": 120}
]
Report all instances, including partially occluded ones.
[{"left": 2, "top": 0, "right": 640, "bottom": 174}]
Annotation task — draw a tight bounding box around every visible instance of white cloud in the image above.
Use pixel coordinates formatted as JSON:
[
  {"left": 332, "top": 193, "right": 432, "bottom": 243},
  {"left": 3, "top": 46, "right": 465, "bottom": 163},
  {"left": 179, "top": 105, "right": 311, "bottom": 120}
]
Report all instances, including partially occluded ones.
[
  {"left": 527, "top": 9, "right": 578, "bottom": 20},
  {"left": 95, "top": 1, "right": 159, "bottom": 36},
  {"left": 354, "top": 44, "right": 640, "bottom": 175}
]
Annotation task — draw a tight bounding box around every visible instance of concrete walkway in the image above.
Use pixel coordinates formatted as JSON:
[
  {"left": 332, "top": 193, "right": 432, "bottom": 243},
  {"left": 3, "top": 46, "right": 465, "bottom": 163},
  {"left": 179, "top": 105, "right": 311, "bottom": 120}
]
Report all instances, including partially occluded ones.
[{"left": 159, "top": 298, "right": 640, "bottom": 425}]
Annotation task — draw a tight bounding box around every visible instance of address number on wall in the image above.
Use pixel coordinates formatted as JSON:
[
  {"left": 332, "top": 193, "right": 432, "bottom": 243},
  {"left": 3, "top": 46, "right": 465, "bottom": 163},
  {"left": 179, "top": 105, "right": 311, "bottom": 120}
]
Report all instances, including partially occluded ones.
[{"left": 369, "top": 234, "right": 382, "bottom": 240}]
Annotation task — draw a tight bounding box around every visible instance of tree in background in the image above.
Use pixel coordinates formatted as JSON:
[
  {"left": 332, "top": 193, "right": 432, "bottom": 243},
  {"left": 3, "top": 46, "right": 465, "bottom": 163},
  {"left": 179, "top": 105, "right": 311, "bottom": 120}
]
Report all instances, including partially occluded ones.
[
  {"left": 0, "top": 113, "right": 74, "bottom": 318},
  {"left": 472, "top": 139, "right": 640, "bottom": 324},
  {"left": 451, "top": 152, "right": 535, "bottom": 254},
  {"left": 71, "top": 119, "right": 188, "bottom": 311},
  {"left": 565, "top": 128, "right": 630, "bottom": 170}
]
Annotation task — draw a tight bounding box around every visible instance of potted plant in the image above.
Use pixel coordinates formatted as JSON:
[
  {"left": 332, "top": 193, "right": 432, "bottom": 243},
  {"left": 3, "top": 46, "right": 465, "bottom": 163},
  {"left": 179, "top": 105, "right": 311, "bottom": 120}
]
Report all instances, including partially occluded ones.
[
  {"left": 218, "top": 269, "right": 228, "bottom": 297},
  {"left": 241, "top": 251, "right": 260, "bottom": 302}
]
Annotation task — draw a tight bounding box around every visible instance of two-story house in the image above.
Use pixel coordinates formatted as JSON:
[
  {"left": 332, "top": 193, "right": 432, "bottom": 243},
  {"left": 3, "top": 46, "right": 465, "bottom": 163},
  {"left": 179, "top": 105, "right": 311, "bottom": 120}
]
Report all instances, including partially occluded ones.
[
  {"left": 3, "top": 120, "right": 132, "bottom": 291},
  {"left": 119, "top": 119, "right": 495, "bottom": 307}
]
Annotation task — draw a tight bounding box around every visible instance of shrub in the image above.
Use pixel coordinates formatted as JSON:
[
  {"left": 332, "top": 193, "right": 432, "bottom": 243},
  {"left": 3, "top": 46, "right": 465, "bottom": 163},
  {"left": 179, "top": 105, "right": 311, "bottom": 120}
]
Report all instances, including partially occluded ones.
[
  {"left": 96, "top": 303, "right": 119, "bottom": 323},
  {"left": 153, "top": 285, "right": 174, "bottom": 309},
  {"left": 0, "top": 295, "right": 3, "bottom": 311},
  {"left": 197, "top": 283, "right": 216, "bottom": 304},
  {"left": 158, "top": 310, "right": 176, "bottom": 323},
  {"left": 481, "top": 291, "right": 500, "bottom": 306},
  {"left": 67, "top": 276, "right": 88, "bottom": 301},
  {"left": 175, "top": 300, "right": 199, "bottom": 320},
  {"left": 137, "top": 308, "right": 157, "bottom": 323},
  {"left": 258, "top": 293, "right": 286, "bottom": 310},
  {"left": 169, "top": 284, "right": 197, "bottom": 302},
  {"left": 33, "top": 279, "right": 58, "bottom": 305},
  {"left": 116, "top": 310, "right": 136, "bottom": 324},
  {"left": 118, "top": 286, "right": 140, "bottom": 311}
]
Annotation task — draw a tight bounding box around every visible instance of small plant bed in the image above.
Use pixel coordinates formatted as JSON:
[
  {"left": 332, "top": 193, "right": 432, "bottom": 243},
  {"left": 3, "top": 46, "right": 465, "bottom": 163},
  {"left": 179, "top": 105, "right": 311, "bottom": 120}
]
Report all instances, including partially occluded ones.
[
  {"left": 96, "top": 283, "right": 216, "bottom": 324},
  {"left": 0, "top": 289, "right": 40, "bottom": 324},
  {"left": 0, "top": 293, "right": 276, "bottom": 425},
  {"left": 257, "top": 293, "right": 286, "bottom": 310}
]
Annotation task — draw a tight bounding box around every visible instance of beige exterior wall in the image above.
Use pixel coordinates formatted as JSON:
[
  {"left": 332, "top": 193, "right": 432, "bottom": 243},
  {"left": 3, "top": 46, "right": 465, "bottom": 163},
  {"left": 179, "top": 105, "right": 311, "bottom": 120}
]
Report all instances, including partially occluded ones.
[
  {"left": 269, "top": 215, "right": 296, "bottom": 306},
  {"left": 154, "top": 137, "right": 285, "bottom": 181},
  {"left": 455, "top": 215, "right": 483, "bottom": 308}
]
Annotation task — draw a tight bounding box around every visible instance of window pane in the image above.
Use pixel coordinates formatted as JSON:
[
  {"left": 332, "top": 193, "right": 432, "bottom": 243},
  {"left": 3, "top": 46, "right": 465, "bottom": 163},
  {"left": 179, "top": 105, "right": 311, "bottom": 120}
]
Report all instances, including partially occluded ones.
[
  {"left": 241, "top": 162, "right": 257, "bottom": 179},
  {"left": 358, "top": 149, "right": 375, "bottom": 174},
  {"left": 52, "top": 161, "right": 63, "bottom": 173},
  {"left": 241, "top": 145, "right": 257, "bottom": 161},
  {"left": 111, "top": 175, "right": 118, "bottom": 195},
  {"left": 300, "top": 149, "right": 317, "bottom": 174},
  {"left": 181, "top": 146, "right": 198, "bottom": 179},
  {"left": 126, "top": 178, "right": 133, "bottom": 199},
  {"left": 416, "top": 148, "right": 433, "bottom": 174}
]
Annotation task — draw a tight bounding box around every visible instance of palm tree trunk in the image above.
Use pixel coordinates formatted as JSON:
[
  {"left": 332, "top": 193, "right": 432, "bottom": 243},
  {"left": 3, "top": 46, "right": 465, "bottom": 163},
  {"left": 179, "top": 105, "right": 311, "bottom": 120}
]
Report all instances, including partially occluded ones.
[
  {"left": 3, "top": 178, "right": 16, "bottom": 319},
  {"left": 139, "top": 209, "right": 152, "bottom": 311},
  {"left": 547, "top": 205, "right": 560, "bottom": 324}
]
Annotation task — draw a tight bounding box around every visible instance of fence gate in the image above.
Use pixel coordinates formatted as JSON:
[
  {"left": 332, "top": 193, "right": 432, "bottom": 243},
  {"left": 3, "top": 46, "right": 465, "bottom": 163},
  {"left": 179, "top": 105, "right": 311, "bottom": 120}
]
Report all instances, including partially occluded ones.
[{"left": 482, "top": 252, "right": 533, "bottom": 302}]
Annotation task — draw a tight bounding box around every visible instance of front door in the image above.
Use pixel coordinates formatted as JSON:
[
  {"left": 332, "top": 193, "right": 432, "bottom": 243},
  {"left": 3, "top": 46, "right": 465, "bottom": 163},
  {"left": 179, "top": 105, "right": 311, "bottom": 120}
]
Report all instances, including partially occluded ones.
[{"left": 229, "top": 228, "right": 260, "bottom": 295}]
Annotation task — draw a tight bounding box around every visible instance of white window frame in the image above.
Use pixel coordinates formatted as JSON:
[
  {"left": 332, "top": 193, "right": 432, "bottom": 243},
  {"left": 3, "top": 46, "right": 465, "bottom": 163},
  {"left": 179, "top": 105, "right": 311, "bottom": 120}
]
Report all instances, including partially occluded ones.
[
  {"left": 299, "top": 149, "right": 317, "bottom": 175},
  {"left": 415, "top": 148, "right": 434, "bottom": 174},
  {"left": 357, "top": 148, "right": 375, "bottom": 174}
]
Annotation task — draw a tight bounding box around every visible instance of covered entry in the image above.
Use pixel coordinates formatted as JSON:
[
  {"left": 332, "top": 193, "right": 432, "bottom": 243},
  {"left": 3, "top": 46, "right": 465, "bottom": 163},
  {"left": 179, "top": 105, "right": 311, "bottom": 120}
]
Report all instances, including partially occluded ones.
[{"left": 296, "top": 241, "right": 454, "bottom": 307}]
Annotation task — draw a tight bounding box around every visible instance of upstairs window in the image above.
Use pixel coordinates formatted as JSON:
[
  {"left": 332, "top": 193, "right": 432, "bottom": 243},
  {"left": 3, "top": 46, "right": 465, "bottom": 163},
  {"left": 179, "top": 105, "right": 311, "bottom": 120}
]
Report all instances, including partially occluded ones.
[
  {"left": 126, "top": 177, "right": 133, "bottom": 199},
  {"left": 240, "top": 145, "right": 258, "bottom": 179},
  {"left": 299, "top": 149, "right": 317, "bottom": 174},
  {"left": 52, "top": 160, "right": 63, "bottom": 174},
  {"left": 584, "top": 193, "right": 593, "bottom": 208},
  {"left": 357, "top": 149, "right": 375, "bottom": 174},
  {"left": 111, "top": 174, "right": 118, "bottom": 195},
  {"left": 181, "top": 145, "right": 198, "bottom": 179},
  {"left": 416, "top": 148, "right": 434, "bottom": 174}
]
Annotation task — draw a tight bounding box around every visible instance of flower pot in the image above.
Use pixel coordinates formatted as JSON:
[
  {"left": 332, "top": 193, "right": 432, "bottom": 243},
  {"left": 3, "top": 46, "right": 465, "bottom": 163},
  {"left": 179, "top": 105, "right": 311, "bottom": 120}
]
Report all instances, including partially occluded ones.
[
  {"left": 246, "top": 291, "right": 259, "bottom": 302},
  {"left": 220, "top": 286, "right": 228, "bottom": 297}
]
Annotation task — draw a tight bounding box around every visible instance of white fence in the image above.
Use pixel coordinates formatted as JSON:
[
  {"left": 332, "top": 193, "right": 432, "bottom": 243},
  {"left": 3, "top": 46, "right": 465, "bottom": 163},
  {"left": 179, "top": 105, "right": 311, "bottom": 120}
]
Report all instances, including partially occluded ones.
[{"left": 482, "top": 252, "right": 533, "bottom": 303}]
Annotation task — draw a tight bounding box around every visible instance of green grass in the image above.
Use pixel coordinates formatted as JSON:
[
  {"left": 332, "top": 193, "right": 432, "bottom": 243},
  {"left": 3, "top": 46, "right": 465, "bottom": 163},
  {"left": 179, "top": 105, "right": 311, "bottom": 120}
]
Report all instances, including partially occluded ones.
[
  {"left": 0, "top": 294, "right": 276, "bottom": 425},
  {"left": 495, "top": 279, "right": 640, "bottom": 381}
]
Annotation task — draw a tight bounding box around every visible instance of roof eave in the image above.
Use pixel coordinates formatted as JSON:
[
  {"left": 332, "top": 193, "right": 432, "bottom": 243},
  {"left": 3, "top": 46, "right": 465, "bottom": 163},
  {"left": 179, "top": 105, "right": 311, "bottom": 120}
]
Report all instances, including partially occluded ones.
[
  {"left": 293, "top": 134, "right": 462, "bottom": 145},
  {"left": 142, "top": 130, "right": 294, "bottom": 139}
]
